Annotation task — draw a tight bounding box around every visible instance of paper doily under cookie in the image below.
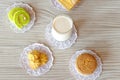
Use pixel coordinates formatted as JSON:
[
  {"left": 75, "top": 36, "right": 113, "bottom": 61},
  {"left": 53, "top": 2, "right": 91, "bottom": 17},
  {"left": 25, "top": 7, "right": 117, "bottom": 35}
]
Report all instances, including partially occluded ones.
[
  {"left": 45, "top": 22, "right": 77, "bottom": 49},
  {"left": 6, "top": 2, "right": 35, "bottom": 33},
  {"left": 69, "top": 50, "right": 102, "bottom": 80},
  {"left": 20, "top": 43, "right": 54, "bottom": 76}
]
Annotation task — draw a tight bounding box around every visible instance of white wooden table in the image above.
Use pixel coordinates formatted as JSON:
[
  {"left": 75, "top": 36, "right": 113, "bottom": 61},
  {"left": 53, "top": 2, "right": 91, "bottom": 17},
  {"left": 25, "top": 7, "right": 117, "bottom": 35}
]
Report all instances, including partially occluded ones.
[{"left": 0, "top": 0, "right": 120, "bottom": 80}]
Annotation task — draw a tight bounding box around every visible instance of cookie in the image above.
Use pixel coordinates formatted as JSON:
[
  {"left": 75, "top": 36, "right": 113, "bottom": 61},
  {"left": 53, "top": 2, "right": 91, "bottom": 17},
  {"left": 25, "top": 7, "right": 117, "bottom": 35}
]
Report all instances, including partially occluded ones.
[{"left": 76, "top": 53, "right": 97, "bottom": 75}]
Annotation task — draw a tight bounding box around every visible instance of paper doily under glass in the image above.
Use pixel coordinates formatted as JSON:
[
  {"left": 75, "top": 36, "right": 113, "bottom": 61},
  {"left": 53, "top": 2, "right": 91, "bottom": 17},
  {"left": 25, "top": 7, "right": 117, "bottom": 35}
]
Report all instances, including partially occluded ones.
[
  {"left": 69, "top": 50, "right": 102, "bottom": 80},
  {"left": 20, "top": 43, "right": 54, "bottom": 76},
  {"left": 6, "top": 2, "right": 35, "bottom": 33},
  {"left": 45, "top": 22, "right": 77, "bottom": 49}
]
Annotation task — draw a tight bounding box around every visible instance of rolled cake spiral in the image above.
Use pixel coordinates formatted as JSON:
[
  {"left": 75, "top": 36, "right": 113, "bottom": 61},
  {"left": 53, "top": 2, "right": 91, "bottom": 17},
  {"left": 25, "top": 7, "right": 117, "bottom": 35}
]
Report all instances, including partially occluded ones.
[{"left": 8, "top": 7, "right": 30, "bottom": 29}]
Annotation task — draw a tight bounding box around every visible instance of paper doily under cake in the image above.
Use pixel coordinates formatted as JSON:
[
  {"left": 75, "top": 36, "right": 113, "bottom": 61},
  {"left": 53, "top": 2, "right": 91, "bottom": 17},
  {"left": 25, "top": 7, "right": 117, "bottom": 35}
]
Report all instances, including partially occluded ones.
[
  {"left": 20, "top": 43, "right": 54, "bottom": 76},
  {"left": 45, "top": 22, "right": 77, "bottom": 49},
  {"left": 6, "top": 2, "right": 35, "bottom": 33},
  {"left": 51, "top": 0, "right": 80, "bottom": 11},
  {"left": 51, "top": 0, "right": 66, "bottom": 11},
  {"left": 69, "top": 50, "right": 102, "bottom": 80}
]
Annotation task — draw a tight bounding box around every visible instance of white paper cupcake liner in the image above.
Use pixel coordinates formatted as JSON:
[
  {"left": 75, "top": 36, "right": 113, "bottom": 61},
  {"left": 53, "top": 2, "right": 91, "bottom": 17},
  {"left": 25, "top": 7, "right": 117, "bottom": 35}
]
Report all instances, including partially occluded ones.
[
  {"left": 20, "top": 43, "right": 54, "bottom": 76},
  {"left": 6, "top": 2, "right": 36, "bottom": 33},
  {"left": 69, "top": 50, "right": 102, "bottom": 80},
  {"left": 45, "top": 22, "right": 77, "bottom": 49},
  {"left": 51, "top": 0, "right": 66, "bottom": 11}
]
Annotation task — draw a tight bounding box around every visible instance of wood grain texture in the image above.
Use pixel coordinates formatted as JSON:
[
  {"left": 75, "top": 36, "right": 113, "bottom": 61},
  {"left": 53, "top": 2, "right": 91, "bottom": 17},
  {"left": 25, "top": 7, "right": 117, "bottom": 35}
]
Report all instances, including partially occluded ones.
[{"left": 0, "top": 0, "right": 120, "bottom": 80}]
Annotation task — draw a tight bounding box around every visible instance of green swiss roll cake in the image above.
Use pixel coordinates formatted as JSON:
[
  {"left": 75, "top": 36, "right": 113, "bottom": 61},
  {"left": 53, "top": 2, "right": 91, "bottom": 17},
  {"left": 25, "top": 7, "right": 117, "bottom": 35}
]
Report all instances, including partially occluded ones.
[{"left": 8, "top": 7, "right": 30, "bottom": 29}]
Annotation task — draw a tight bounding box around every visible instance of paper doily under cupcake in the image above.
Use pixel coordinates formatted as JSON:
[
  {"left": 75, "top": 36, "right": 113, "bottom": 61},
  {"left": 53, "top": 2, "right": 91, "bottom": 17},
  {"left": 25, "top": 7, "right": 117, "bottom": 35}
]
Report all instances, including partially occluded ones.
[
  {"left": 20, "top": 43, "right": 54, "bottom": 76},
  {"left": 45, "top": 22, "right": 77, "bottom": 49}
]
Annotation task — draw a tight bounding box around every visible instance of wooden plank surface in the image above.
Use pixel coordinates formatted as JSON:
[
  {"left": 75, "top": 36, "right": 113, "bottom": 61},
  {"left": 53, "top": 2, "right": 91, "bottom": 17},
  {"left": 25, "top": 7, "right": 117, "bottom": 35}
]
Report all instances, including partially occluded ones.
[{"left": 0, "top": 0, "right": 120, "bottom": 80}]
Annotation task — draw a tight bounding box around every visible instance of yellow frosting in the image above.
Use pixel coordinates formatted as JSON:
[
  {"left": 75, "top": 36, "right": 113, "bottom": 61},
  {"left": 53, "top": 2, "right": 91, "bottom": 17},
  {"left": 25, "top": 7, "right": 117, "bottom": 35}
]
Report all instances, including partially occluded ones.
[{"left": 28, "top": 50, "right": 48, "bottom": 70}]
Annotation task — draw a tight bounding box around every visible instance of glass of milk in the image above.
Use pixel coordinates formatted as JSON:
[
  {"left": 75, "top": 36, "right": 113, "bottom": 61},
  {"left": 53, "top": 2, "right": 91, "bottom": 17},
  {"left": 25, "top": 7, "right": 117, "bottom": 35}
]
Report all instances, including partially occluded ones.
[{"left": 52, "top": 15, "right": 73, "bottom": 41}]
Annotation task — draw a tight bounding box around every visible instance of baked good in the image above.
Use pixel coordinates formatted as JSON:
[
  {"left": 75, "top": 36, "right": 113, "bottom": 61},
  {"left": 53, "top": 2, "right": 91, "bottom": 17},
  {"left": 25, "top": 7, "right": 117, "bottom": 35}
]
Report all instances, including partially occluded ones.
[
  {"left": 8, "top": 7, "right": 30, "bottom": 29},
  {"left": 20, "top": 43, "right": 54, "bottom": 76},
  {"left": 28, "top": 50, "right": 48, "bottom": 70},
  {"left": 76, "top": 53, "right": 97, "bottom": 75},
  {"left": 69, "top": 50, "right": 102, "bottom": 80},
  {"left": 7, "top": 3, "right": 35, "bottom": 33},
  {"left": 57, "top": 0, "right": 80, "bottom": 10}
]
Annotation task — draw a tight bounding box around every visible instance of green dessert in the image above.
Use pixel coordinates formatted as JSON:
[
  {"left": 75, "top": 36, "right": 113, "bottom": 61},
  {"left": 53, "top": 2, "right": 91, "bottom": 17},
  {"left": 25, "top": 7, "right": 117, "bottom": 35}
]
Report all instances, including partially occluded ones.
[{"left": 8, "top": 7, "right": 30, "bottom": 29}]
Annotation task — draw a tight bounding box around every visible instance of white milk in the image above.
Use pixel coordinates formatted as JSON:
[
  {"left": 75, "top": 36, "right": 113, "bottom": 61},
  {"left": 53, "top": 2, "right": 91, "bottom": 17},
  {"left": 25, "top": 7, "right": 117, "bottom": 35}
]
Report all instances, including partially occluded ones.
[{"left": 52, "top": 15, "right": 73, "bottom": 41}]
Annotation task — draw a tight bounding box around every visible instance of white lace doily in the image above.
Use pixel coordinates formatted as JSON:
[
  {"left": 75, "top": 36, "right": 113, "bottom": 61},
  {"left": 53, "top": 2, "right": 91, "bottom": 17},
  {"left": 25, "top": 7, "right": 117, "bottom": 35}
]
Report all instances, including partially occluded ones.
[
  {"left": 45, "top": 22, "right": 77, "bottom": 49},
  {"left": 51, "top": 0, "right": 66, "bottom": 11},
  {"left": 20, "top": 43, "right": 54, "bottom": 76},
  {"left": 6, "top": 2, "right": 36, "bottom": 33},
  {"left": 69, "top": 50, "right": 102, "bottom": 80},
  {"left": 51, "top": 0, "right": 80, "bottom": 11}
]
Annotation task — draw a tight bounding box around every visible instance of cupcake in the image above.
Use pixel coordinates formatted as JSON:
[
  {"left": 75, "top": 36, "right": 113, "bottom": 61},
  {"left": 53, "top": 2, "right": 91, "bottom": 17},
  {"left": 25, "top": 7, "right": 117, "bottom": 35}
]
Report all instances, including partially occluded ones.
[
  {"left": 69, "top": 50, "right": 102, "bottom": 80},
  {"left": 28, "top": 50, "right": 48, "bottom": 70},
  {"left": 20, "top": 43, "right": 54, "bottom": 76},
  {"left": 7, "top": 2, "right": 35, "bottom": 33},
  {"left": 45, "top": 15, "right": 77, "bottom": 49},
  {"left": 52, "top": 0, "right": 80, "bottom": 11}
]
